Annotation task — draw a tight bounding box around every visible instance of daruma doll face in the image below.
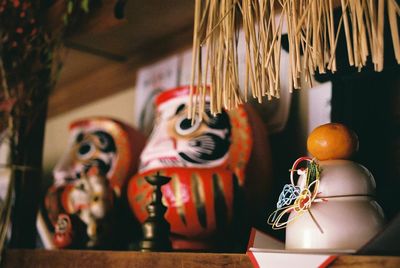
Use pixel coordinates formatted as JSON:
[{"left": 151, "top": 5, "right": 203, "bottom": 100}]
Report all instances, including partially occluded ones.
[
  {"left": 139, "top": 89, "right": 233, "bottom": 172},
  {"left": 53, "top": 117, "right": 142, "bottom": 196},
  {"left": 128, "top": 86, "right": 253, "bottom": 246},
  {"left": 45, "top": 117, "right": 146, "bottom": 248}
]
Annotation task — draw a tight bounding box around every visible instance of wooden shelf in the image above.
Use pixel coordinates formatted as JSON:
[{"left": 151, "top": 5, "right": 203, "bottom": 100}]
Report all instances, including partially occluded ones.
[{"left": 3, "top": 250, "right": 400, "bottom": 268}]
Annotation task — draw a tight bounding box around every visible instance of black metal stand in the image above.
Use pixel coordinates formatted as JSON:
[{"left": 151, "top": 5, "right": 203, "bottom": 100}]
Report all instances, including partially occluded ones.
[{"left": 139, "top": 172, "right": 172, "bottom": 252}]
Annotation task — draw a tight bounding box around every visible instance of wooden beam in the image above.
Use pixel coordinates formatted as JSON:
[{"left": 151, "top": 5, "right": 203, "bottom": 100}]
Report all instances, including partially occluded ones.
[
  {"left": 71, "top": 0, "right": 127, "bottom": 37},
  {"left": 48, "top": 58, "right": 136, "bottom": 117},
  {"left": 48, "top": 25, "right": 193, "bottom": 118},
  {"left": 47, "top": 0, "right": 125, "bottom": 38}
]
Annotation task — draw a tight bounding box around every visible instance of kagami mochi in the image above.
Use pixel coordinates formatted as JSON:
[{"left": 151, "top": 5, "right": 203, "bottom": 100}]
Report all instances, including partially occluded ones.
[
  {"left": 269, "top": 124, "right": 385, "bottom": 251},
  {"left": 45, "top": 117, "right": 145, "bottom": 249},
  {"left": 285, "top": 159, "right": 385, "bottom": 250},
  {"left": 128, "top": 86, "right": 272, "bottom": 250}
]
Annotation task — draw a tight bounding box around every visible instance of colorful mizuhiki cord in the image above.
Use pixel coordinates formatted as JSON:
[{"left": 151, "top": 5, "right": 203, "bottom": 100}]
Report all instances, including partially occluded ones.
[{"left": 267, "top": 157, "right": 323, "bottom": 233}]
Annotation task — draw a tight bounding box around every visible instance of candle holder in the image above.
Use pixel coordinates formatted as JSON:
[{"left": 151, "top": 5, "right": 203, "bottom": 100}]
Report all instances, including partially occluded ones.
[{"left": 140, "top": 172, "right": 172, "bottom": 252}]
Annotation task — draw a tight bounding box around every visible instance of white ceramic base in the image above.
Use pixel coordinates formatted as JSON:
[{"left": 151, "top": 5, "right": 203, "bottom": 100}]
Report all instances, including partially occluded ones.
[{"left": 286, "top": 197, "right": 385, "bottom": 250}]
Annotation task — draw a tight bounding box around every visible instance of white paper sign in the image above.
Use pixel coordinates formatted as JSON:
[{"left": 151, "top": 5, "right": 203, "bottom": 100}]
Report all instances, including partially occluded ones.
[
  {"left": 307, "top": 82, "right": 332, "bottom": 135},
  {"left": 179, "top": 46, "right": 208, "bottom": 86},
  {"left": 134, "top": 55, "right": 179, "bottom": 134}
]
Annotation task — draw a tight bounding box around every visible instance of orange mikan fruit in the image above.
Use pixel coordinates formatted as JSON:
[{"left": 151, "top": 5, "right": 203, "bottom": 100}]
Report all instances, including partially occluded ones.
[{"left": 307, "top": 123, "right": 359, "bottom": 161}]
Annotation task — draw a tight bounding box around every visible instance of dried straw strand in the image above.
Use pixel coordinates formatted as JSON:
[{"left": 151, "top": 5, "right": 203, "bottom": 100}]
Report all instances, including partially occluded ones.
[
  {"left": 388, "top": 0, "right": 400, "bottom": 63},
  {"left": 190, "top": 0, "right": 400, "bottom": 117}
]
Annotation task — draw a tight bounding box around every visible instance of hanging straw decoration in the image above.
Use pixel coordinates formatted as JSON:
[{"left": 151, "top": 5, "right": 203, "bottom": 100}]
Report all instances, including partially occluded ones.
[{"left": 190, "top": 0, "right": 400, "bottom": 118}]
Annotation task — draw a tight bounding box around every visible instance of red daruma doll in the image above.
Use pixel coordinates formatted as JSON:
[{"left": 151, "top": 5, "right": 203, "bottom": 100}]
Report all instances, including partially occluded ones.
[
  {"left": 128, "top": 86, "right": 273, "bottom": 250},
  {"left": 44, "top": 117, "right": 145, "bottom": 249}
]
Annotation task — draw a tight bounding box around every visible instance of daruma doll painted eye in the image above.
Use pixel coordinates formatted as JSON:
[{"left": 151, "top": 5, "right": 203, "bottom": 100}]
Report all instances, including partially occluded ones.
[
  {"left": 128, "top": 86, "right": 273, "bottom": 250},
  {"left": 45, "top": 117, "right": 146, "bottom": 249}
]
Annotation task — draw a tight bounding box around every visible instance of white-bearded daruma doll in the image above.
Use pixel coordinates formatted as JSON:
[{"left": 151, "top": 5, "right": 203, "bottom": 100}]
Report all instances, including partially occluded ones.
[
  {"left": 128, "top": 86, "right": 273, "bottom": 250},
  {"left": 44, "top": 117, "right": 145, "bottom": 249}
]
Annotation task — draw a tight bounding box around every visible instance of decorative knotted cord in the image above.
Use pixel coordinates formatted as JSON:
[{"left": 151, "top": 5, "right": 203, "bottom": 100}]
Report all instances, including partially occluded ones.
[{"left": 267, "top": 156, "right": 324, "bottom": 233}]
